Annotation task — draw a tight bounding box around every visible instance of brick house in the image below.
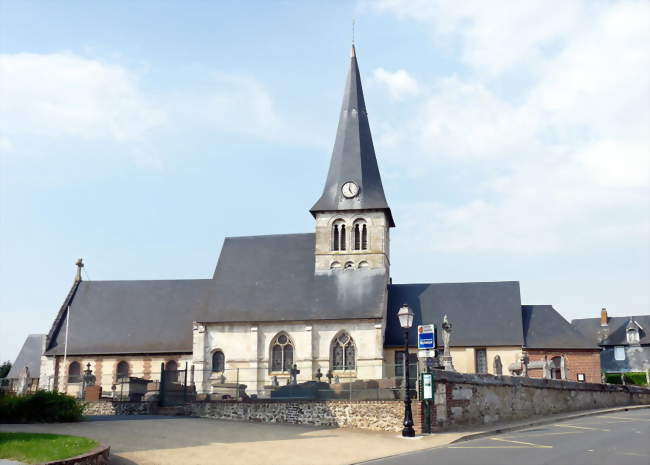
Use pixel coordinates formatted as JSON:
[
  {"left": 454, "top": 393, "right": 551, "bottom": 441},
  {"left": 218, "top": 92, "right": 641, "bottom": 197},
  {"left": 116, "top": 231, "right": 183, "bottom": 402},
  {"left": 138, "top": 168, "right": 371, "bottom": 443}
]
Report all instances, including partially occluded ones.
[{"left": 522, "top": 305, "right": 601, "bottom": 383}]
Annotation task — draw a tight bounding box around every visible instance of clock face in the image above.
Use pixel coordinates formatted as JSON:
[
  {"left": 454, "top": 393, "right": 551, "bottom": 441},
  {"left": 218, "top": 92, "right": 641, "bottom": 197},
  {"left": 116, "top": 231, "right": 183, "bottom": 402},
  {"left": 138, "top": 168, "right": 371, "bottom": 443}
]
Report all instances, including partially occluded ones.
[{"left": 341, "top": 181, "right": 360, "bottom": 198}]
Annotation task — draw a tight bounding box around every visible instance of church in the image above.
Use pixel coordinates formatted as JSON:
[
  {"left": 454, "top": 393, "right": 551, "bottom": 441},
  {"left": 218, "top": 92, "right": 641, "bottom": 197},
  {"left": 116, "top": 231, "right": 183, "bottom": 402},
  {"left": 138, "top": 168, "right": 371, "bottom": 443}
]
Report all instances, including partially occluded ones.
[{"left": 33, "top": 46, "right": 601, "bottom": 397}]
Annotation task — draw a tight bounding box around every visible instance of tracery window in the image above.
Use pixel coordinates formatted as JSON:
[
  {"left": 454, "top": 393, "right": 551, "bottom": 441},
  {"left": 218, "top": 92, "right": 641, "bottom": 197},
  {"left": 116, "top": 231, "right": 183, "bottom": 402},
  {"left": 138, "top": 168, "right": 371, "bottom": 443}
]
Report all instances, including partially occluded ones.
[
  {"left": 353, "top": 220, "right": 368, "bottom": 251},
  {"left": 332, "top": 220, "right": 347, "bottom": 251},
  {"left": 211, "top": 350, "right": 225, "bottom": 372},
  {"left": 271, "top": 333, "right": 294, "bottom": 372},
  {"left": 116, "top": 361, "right": 129, "bottom": 381},
  {"left": 331, "top": 332, "right": 356, "bottom": 370},
  {"left": 67, "top": 361, "right": 81, "bottom": 383}
]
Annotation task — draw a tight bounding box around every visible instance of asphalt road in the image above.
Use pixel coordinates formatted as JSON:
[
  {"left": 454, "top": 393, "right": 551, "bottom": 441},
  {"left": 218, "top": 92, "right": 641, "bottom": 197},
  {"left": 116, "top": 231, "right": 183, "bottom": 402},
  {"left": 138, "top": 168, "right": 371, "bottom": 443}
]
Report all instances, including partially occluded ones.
[{"left": 360, "top": 409, "right": 650, "bottom": 465}]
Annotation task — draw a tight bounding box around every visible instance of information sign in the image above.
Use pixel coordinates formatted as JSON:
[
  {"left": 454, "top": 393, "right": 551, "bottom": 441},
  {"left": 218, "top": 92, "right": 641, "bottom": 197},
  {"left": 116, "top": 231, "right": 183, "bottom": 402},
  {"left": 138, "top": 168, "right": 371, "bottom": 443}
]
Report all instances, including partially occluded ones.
[
  {"left": 417, "top": 324, "right": 435, "bottom": 350},
  {"left": 422, "top": 373, "right": 433, "bottom": 400}
]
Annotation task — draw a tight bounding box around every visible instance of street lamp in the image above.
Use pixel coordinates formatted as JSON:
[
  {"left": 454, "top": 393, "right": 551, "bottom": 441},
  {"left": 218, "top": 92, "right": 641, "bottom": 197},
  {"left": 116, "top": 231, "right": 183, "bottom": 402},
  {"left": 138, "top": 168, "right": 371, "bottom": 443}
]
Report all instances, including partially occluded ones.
[{"left": 398, "top": 303, "right": 415, "bottom": 438}]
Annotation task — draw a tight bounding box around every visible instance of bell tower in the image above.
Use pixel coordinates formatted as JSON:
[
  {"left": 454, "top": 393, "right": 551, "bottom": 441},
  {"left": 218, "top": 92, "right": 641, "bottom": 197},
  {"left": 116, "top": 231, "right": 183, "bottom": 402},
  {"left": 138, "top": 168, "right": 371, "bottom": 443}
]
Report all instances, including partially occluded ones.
[{"left": 310, "top": 45, "right": 394, "bottom": 273}]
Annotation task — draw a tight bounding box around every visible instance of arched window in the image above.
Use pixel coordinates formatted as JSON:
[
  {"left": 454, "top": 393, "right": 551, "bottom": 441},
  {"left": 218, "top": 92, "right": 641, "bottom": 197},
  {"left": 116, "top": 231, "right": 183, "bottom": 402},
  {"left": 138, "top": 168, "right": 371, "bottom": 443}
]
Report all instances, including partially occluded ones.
[
  {"left": 271, "top": 333, "right": 294, "bottom": 372},
  {"left": 211, "top": 351, "right": 225, "bottom": 372},
  {"left": 353, "top": 220, "right": 368, "bottom": 251},
  {"left": 116, "top": 361, "right": 129, "bottom": 381},
  {"left": 331, "top": 332, "right": 356, "bottom": 370},
  {"left": 344, "top": 261, "right": 354, "bottom": 270},
  {"left": 330, "top": 261, "right": 342, "bottom": 270},
  {"left": 165, "top": 360, "right": 178, "bottom": 382},
  {"left": 332, "top": 220, "right": 347, "bottom": 251},
  {"left": 358, "top": 261, "right": 369, "bottom": 269},
  {"left": 67, "top": 361, "right": 81, "bottom": 383}
]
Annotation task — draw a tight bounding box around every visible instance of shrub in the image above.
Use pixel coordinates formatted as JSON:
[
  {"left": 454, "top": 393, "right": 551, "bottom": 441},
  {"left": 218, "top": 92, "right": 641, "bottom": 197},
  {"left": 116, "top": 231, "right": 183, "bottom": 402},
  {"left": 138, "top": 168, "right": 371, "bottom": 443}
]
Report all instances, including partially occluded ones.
[
  {"left": 623, "top": 372, "right": 648, "bottom": 386},
  {"left": 605, "top": 373, "right": 622, "bottom": 384},
  {"left": 0, "top": 391, "right": 83, "bottom": 423}
]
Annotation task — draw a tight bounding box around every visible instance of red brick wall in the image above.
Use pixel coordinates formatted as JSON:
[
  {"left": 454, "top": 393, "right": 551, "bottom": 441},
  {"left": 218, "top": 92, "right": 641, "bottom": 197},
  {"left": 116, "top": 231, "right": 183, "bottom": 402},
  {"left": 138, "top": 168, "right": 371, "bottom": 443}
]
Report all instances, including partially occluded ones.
[{"left": 527, "top": 349, "right": 601, "bottom": 384}]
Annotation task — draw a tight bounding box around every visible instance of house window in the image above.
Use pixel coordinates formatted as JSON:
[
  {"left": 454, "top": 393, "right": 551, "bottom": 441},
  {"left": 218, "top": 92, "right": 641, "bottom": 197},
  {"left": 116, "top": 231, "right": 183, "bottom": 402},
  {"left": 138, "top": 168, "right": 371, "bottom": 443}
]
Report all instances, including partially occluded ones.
[
  {"left": 211, "top": 351, "right": 225, "bottom": 372},
  {"left": 67, "top": 361, "right": 81, "bottom": 383},
  {"left": 331, "top": 332, "right": 356, "bottom": 370},
  {"left": 271, "top": 333, "right": 294, "bottom": 372},
  {"left": 627, "top": 329, "right": 640, "bottom": 344},
  {"left": 475, "top": 349, "right": 488, "bottom": 374},
  {"left": 116, "top": 361, "right": 129, "bottom": 381},
  {"left": 550, "top": 356, "right": 562, "bottom": 379},
  {"left": 614, "top": 346, "right": 625, "bottom": 361},
  {"left": 332, "top": 220, "right": 347, "bottom": 251},
  {"left": 394, "top": 351, "right": 417, "bottom": 378}
]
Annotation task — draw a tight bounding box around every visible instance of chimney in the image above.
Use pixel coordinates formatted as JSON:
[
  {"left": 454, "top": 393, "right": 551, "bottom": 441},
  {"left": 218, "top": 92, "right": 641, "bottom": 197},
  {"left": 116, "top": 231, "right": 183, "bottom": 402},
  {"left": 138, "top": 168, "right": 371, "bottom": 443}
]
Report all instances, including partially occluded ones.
[{"left": 600, "top": 308, "right": 608, "bottom": 326}]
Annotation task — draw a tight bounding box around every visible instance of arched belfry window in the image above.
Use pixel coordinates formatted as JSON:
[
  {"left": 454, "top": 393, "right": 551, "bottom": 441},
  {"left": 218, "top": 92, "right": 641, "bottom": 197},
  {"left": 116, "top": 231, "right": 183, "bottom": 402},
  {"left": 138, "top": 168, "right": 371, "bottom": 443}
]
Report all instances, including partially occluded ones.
[
  {"left": 67, "top": 361, "right": 81, "bottom": 383},
  {"left": 211, "top": 350, "right": 225, "bottom": 372},
  {"left": 353, "top": 220, "right": 368, "bottom": 251},
  {"left": 331, "top": 332, "right": 356, "bottom": 370},
  {"left": 271, "top": 333, "right": 294, "bottom": 373},
  {"left": 332, "top": 220, "right": 347, "bottom": 251}
]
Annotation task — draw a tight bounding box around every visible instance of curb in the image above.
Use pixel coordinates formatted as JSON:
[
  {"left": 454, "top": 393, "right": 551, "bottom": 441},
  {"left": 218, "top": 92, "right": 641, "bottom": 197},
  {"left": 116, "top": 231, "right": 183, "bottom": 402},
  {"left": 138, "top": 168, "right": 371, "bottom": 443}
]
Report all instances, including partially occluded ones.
[
  {"left": 449, "top": 404, "right": 650, "bottom": 444},
  {"left": 39, "top": 443, "right": 110, "bottom": 465}
]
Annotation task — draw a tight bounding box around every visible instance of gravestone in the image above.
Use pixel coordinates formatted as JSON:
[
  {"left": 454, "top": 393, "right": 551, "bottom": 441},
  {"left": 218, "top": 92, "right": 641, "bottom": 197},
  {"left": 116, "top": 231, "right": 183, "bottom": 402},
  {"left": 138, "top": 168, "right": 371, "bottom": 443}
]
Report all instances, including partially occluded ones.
[
  {"left": 85, "top": 385, "right": 102, "bottom": 401},
  {"left": 289, "top": 364, "right": 300, "bottom": 385}
]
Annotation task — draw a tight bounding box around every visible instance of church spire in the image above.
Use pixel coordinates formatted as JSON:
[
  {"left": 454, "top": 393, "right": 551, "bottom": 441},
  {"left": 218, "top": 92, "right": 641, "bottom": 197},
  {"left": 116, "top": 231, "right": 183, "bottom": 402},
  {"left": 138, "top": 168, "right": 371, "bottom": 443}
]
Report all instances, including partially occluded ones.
[{"left": 310, "top": 45, "right": 394, "bottom": 227}]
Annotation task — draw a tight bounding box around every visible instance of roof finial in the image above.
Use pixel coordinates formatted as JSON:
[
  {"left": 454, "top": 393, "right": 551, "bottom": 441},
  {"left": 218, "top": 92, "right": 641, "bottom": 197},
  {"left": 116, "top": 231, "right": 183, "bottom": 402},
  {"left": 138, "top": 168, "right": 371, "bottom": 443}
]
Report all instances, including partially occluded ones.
[
  {"left": 75, "top": 258, "right": 84, "bottom": 282},
  {"left": 351, "top": 19, "right": 356, "bottom": 57}
]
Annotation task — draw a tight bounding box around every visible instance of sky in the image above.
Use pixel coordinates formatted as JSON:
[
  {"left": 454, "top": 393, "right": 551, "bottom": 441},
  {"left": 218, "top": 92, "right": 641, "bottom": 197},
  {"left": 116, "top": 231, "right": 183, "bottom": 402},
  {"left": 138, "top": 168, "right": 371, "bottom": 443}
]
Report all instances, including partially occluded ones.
[{"left": 0, "top": 0, "right": 648, "bottom": 362}]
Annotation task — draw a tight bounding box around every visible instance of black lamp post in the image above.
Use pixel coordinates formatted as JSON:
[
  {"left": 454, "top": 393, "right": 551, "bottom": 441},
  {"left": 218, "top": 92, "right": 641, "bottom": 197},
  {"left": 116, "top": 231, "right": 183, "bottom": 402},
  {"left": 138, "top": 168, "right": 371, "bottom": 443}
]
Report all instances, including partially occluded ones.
[{"left": 398, "top": 303, "right": 415, "bottom": 437}]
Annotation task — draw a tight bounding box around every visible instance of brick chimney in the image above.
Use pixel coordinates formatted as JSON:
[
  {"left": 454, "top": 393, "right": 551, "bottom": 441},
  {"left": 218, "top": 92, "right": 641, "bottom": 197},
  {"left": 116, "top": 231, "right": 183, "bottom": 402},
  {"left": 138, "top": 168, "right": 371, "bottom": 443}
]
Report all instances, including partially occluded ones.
[
  {"left": 598, "top": 307, "right": 609, "bottom": 344},
  {"left": 600, "top": 308, "right": 608, "bottom": 326}
]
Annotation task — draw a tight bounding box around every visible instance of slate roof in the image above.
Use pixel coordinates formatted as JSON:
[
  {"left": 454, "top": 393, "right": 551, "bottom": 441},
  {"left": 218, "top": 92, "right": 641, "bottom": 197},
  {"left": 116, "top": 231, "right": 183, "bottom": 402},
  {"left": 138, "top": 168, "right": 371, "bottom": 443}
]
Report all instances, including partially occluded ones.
[
  {"left": 522, "top": 305, "right": 595, "bottom": 349},
  {"left": 310, "top": 45, "right": 394, "bottom": 226},
  {"left": 45, "top": 233, "right": 388, "bottom": 355},
  {"left": 45, "top": 279, "right": 213, "bottom": 355},
  {"left": 7, "top": 334, "right": 45, "bottom": 379},
  {"left": 202, "top": 233, "right": 388, "bottom": 322},
  {"left": 572, "top": 315, "right": 650, "bottom": 347},
  {"left": 385, "top": 281, "right": 524, "bottom": 347}
]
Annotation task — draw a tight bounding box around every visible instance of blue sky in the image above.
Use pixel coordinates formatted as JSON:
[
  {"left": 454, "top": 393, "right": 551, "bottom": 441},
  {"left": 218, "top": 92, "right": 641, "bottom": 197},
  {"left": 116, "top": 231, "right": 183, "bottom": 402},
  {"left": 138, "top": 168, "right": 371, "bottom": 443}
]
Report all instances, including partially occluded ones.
[{"left": 1, "top": 0, "right": 648, "bottom": 362}]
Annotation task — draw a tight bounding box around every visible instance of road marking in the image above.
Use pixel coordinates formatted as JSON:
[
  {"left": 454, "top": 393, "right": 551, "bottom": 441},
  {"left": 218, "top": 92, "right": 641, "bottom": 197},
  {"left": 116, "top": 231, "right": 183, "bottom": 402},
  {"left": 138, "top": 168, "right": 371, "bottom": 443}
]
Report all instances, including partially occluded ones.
[
  {"left": 553, "top": 424, "right": 609, "bottom": 432},
  {"left": 490, "top": 438, "right": 553, "bottom": 448},
  {"left": 618, "top": 452, "right": 650, "bottom": 457},
  {"left": 449, "top": 445, "right": 540, "bottom": 449},
  {"left": 504, "top": 431, "right": 583, "bottom": 438},
  {"left": 606, "top": 416, "right": 650, "bottom": 422}
]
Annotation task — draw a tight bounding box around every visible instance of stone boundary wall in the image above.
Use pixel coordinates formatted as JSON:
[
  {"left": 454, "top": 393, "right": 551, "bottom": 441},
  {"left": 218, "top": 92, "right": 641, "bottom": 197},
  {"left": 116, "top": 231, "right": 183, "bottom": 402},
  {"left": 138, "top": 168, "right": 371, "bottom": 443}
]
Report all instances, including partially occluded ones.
[
  {"left": 423, "top": 370, "right": 650, "bottom": 431},
  {"left": 41, "top": 443, "right": 110, "bottom": 465},
  {"left": 83, "top": 401, "right": 152, "bottom": 416},
  {"left": 184, "top": 400, "right": 406, "bottom": 432}
]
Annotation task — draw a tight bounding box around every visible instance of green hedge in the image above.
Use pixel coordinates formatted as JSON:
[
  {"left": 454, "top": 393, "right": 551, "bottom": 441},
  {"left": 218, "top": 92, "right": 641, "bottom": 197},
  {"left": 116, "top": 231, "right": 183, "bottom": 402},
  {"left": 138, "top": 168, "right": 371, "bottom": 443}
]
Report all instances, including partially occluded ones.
[
  {"left": 605, "top": 372, "right": 648, "bottom": 386},
  {"left": 0, "top": 391, "right": 83, "bottom": 423}
]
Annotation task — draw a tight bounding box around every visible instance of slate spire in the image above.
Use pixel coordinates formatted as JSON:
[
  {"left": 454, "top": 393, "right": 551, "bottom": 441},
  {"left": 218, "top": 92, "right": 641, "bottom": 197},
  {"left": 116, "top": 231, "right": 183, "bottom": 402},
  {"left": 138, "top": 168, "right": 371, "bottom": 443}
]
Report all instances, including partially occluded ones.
[{"left": 310, "top": 45, "right": 394, "bottom": 227}]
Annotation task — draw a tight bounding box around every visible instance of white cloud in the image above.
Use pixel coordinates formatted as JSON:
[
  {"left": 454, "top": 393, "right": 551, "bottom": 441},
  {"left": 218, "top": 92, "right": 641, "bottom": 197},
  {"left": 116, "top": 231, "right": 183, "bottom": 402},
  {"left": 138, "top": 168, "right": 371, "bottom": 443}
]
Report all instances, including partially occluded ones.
[
  {"left": 0, "top": 53, "right": 165, "bottom": 143},
  {"left": 372, "top": 68, "right": 419, "bottom": 100},
  {"left": 371, "top": 0, "right": 650, "bottom": 255}
]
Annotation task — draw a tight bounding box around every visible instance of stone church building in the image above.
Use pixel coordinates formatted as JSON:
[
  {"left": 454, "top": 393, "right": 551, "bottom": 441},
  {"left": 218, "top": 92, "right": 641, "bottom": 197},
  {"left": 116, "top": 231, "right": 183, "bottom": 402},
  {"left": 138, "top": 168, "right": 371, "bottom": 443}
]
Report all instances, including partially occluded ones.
[{"left": 35, "top": 46, "right": 601, "bottom": 397}]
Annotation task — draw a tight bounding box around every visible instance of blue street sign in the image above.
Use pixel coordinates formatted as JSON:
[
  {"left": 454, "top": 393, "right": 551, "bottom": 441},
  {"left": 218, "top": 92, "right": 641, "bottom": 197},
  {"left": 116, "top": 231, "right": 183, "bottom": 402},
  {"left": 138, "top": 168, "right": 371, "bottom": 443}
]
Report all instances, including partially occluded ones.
[{"left": 418, "top": 324, "right": 435, "bottom": 350}]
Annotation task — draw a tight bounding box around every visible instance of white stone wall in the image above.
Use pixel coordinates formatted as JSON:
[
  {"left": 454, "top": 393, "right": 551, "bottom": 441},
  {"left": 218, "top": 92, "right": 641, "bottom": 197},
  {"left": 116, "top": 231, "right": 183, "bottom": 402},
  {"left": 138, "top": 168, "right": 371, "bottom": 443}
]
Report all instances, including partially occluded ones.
[
  {"left": 314, "top": 211, "right": 390, "bottom": 272},
  {"left": 195, "top": 319, "right": 385, "bottom": 395}
]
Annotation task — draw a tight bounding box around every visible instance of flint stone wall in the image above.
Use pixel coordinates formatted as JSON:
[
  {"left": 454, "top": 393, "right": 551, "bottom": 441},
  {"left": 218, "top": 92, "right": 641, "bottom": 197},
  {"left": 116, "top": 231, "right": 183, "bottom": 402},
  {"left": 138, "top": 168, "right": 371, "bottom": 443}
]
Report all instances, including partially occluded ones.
[
  {"left": 184, "top": 400, "right": 406, "bottom": 432},
  {"left": 425, "top": 370, "right": 650, "bottom": 431},
  {"left": 83, "top": 401, "right": 153, "bottom": 416}
]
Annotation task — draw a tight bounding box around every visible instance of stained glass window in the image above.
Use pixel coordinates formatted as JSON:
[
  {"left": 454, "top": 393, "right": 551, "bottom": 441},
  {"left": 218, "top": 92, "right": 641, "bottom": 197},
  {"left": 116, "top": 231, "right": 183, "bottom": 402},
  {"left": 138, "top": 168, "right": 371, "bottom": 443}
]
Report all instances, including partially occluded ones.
[
  {"left": 332, "top": 332, "right": 355, "bottom": 370},
  {"left": 271, "top": 333, "right": 293, "bottom": 373},
  {"left": 211, "top": 351, "right": 225, "bottom": 372}
]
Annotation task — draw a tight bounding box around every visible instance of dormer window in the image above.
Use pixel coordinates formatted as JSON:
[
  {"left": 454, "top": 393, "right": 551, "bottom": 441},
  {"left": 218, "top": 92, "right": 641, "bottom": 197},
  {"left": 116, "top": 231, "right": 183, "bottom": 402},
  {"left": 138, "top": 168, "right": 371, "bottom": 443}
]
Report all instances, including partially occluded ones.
[
  {"left": 332, "top": 220, "right": 347, "bottom": 251},
  {"left": 625, "top": 319, "right": 642, "bottom": 345}
]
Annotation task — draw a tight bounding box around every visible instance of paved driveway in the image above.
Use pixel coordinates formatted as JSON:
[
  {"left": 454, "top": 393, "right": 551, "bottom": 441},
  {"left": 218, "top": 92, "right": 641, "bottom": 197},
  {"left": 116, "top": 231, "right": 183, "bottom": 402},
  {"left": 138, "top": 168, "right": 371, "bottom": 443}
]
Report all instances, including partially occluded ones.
[
  {"left": 0, "top": 416, "right": 462, "bottom": 465},
  {"left": 363, "top": 409, "right": 650, "bottom": 465}
]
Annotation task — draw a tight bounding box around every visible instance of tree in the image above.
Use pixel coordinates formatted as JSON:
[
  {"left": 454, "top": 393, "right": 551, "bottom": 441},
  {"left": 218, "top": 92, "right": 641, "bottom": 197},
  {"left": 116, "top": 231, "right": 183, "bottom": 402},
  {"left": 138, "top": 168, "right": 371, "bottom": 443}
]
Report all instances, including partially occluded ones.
[{"left": 0, "top": 360, "right": 12, "bottom": 378}]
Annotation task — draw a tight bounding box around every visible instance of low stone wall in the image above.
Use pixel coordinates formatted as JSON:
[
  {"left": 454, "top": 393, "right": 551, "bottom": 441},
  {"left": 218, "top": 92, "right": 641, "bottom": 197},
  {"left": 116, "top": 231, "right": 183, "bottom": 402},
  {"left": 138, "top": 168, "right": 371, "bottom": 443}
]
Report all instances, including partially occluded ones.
[
  {"left": 83, "top": 400, "right": 153, "bottom": 416},
  {"left": 42, "top": 443, "right": 110, "bottom": 465},
  {"left": 184, "top": 400, "right": 406, "bottom": 432},
  {"left": 423, "top": 370, "right": 650, "bottom": 431}
]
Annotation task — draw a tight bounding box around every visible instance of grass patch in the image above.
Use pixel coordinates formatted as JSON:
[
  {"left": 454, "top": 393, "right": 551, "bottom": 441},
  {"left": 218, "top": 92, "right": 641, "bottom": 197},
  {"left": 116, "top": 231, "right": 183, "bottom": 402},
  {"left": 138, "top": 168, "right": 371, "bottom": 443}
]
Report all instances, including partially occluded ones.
[{"left": 0, "top": 432, "right": 98, "bottom": 464}]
